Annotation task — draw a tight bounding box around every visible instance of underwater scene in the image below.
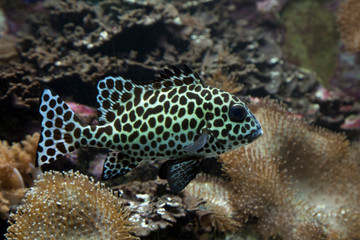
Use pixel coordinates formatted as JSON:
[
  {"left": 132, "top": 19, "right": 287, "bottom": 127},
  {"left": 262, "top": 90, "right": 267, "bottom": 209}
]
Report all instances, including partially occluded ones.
[{"left": 0, "top": 0, "right": 360, "bottom": 239}]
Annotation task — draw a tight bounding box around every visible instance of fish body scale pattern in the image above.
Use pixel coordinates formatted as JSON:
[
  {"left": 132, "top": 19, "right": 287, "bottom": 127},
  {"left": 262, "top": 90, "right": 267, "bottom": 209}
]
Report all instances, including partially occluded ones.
[
  {"left": 87, "top": 84, "right": 253, "bottom": 160},
  {"left": 36, "top": 66, "right": 262, "bottom": 186}
]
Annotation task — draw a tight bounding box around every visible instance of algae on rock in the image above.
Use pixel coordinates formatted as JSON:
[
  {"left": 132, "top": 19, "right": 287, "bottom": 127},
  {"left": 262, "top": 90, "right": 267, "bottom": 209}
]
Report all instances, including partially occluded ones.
[{"left": 280, "top": 0, "right": 338, "bottom": 86}]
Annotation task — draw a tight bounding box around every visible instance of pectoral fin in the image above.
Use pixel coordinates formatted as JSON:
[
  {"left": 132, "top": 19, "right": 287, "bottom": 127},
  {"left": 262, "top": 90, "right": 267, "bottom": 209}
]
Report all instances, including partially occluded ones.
[
  {"left": 159, "top": 158, "right": 203, "bottom": 192},
  {"left": 183, "top": 131, "right": 209, "bottom": 154}
]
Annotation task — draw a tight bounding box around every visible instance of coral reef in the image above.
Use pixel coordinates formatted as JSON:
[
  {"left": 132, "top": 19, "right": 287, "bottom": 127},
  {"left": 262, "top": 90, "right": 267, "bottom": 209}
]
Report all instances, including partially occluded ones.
[
  {"left": 0, "top": 0, "right": 319, "bottom": 113},
  {"left": 0, "top": 0, "right": 359, "bottom": 238},
  {"left": 114, "top": 177, "right": 241, "bottom": 238},
  {"left": 219, "top": 98, "right": 360, "bottom": 239},
  {"left": 0, "top": 79, "right": 40, "bottom": 142},
  {"left": 337, "top": 0, "right": 360, "bottom": 53},
  {"left": 205, "top": 69, "right": 243, "bottom": 95},
  {"left": 185, "top": 173, "right": 240, "bottom": 233},
  {"left": 309, "top": 87, "right": 360, "bottom": 136},
  {"left": 0, "top": 36, "right": 19, "bottom": 64},
  {"left": 6, "top": 170, "right": 137, "bottom": 240},
  {"left": 0, "top": 132, "right": 39, "bottom": 220},
  {"left": 115, "top": 180, "right": 199, "bottom": 238}
]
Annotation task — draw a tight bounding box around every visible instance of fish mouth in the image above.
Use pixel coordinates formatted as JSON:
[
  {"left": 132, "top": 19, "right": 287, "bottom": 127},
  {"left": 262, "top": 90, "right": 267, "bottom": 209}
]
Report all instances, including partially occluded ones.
[{"left": 247, "top": 127, "right": 263, "bottom": 142}]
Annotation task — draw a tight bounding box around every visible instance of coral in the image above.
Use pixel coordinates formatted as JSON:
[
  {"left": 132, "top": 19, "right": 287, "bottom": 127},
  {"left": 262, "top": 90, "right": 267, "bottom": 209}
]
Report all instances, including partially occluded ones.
[
  {"left": 0, "top": 81, "right": 40, "bottom": 109},
  {"left": 0, "top": 132, "right": 39, "bottom": 220},
  {"left": 6, "top": 170, "right": 137, "bottom": 240},
  {"left": 114, "top": 178, "right": 241, "bottom": 238},
  {"left": 337, "top": 0, "right": 360, "bottom": 53},
  {"left": 205, "top": 69, "right": 243, "bottom": 95},
  {"left": 0, "top": 0, "right": 319, "bottom": 116},
  {"left": 308, "top": 87, "right": 360, "bottom": 134},
  {"left": 219, "top": 98, "right": 360, "bottom": 239},
  {"left": 0, "top": 36, "right": 19, "bottom": 64},
  {"left": 184, "top": 173, "right": 241, "bottom": 233},
  {"left": 0, "top": 79, "right": 40, "bottom": 142},
  {"left": 116, "top": 180, "right": 192, "bottom": 237}
]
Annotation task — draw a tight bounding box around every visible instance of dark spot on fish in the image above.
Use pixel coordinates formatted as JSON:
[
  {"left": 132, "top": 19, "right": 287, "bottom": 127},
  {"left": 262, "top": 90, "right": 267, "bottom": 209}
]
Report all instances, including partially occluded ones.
[
  {"left": 102, "top": 90, "right": 110, "bottom": 98},
  {"left": 128, "top": 131, "right": 139, "bottom": 142},
  {"left": 49, "top": 99, "right": 56, "bottom": 108},
  {"left": 115, "top": 81, "right": 123, "bottom": 92},
  {"left": 121, "top": 114, "right": 128, "bottom": 123},
  {"left": 113, "top": 134, "right": 120, "bottom": 143},
  {"left": 190, "top": 118, "right": 197, "bottom": 129},
  {"left": 64, "top": 111, "right": 72, "bottom": 121},
  {"left": 64, "top": 133, "right": 73, "bottom": 144},
  {"left": 55, "top": 107, "right": 63, "bottom": 115},
  {"left": 47, "top": 110, "right": 54, "bottom": 119},
  {"left": 163, "top": 131, "right": 170, "bottom": 140},
  {"left": 45, "top": 121, "right": 53, "bottom": 128},
  {"left": 140, "top": 123, "right": 148, "bottom": 132},
  {"left": 114, "top": 119, "right": 121, "bottom": 131},
  {"left": 55, "top": 118, "right": 63, "bottom": 128},
  {"left": 106, "top": 112, "right": 115, "bottom": 122},
  {"left": 121, "top": 93, "right": 132, "bottom": 102},
  {"left": 136, "top": 106, "right": 144, "bottom": 117},
  {"left": 134, "top": 120, "right": 142, "bottom": 128},
  {"left": 43, "top": 94, "right": 50, "bottom": 101},
  {"left": 178, "top": 108, "right": 186, "bottom": 118}
]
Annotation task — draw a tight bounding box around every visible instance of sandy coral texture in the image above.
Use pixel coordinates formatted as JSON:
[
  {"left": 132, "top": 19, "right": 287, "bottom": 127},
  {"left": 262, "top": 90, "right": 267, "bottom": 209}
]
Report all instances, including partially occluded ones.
[
  {"left": 6, "top": 170, "right": 137, "bottom": 240},
  {"left": 219, "top": 98, "right": 360, "bottom": 239},
  {"left": 0, "top": 132, "right": 39, "bottom": 220}
]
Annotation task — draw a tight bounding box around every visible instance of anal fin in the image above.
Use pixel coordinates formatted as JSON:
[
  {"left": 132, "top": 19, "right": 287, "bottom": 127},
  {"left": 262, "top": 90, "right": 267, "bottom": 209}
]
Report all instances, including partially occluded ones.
[
  {"left": 159, "top": 158, "right": 203, "bottom": 192},
  {"left": 101, "top": 151, "right": 140, "bottom": 180}
]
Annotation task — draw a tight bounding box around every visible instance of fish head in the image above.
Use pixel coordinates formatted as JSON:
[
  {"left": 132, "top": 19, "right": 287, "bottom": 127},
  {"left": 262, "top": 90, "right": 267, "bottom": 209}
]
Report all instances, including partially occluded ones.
[
  {"left": 228, "top": 102, "right": 263, "bottom": 145},
  {"left": 208, "top": 93, "right": 263, "bottom": 150}
]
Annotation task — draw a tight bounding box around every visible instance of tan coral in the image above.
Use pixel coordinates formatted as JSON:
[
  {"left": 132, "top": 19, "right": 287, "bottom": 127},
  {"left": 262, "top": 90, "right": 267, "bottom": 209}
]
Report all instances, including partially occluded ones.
[
  {"left": 337, "top": 0, "right": 360, "bottom": 53},
  {"left": 0, "top": 132, "right": 39, "bottom": 219},
  {"left": 185, "top": 173, "right": 241, "bottom": 233},
  {"left": 6, "top": 170, "right": 137, "bottom": 240},
  {"left": 219, "top": 98, "right": 360, "bottom": 239},
  {"left": 205, "top": 70, "right": 243, "bottom": 95}
]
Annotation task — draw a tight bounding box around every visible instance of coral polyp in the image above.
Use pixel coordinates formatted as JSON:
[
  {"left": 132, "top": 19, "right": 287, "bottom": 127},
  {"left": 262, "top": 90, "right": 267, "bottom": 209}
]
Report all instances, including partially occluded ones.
[{"left": 6, "top": 171, "right": 137, "bottom": 240}]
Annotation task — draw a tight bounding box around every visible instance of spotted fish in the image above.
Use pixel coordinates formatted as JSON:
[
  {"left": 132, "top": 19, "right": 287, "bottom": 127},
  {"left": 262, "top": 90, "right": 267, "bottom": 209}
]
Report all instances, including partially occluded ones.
[{"left": 36, "top": 65, "right": 263, "bottom": 191}]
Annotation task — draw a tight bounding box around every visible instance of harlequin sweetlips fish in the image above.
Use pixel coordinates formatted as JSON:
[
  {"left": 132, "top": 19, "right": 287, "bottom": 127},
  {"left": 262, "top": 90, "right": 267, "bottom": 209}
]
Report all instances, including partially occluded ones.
[{"left": 36, "top": 65, "right": 263, "bottom": 192}]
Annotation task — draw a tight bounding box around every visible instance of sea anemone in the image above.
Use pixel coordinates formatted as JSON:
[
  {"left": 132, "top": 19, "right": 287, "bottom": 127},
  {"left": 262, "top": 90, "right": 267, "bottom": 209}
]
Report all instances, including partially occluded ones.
[
  {"left": 219, "top": 98, "right": 360, "bottom": 238},
  {"left": 6, "top": 170, "right": 137, "bottom": 240},
  {"left": 185, "top": 173, "right": 241, "bottom": 233}
]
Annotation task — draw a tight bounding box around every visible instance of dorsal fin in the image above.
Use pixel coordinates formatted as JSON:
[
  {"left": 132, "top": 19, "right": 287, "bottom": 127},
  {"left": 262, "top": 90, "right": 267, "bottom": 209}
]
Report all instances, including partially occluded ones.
[
  {"left": 127, "top": 65, "right": 204, "bottom": 89},
  {"left": 96, "top": 65, "right": 203, "bottom": 124},
  {"left": 146, "top": 65, "right": 205, "bottom": 88}
]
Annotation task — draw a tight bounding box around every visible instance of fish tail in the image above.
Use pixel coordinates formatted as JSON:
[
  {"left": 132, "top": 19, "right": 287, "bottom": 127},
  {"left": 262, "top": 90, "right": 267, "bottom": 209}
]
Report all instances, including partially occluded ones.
[{"left": 36, "top": 88, "right": 85, "bottom": 168}]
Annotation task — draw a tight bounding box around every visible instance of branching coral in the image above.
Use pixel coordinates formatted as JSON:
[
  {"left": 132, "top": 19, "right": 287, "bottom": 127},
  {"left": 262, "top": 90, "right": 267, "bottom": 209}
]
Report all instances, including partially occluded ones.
[
  {"left": 0, "top": 132, "right": 39, "bottom": 219},
  {"left": 219, "top": 98, "right": 360, "bottom": 239},
  {"left": 6, "top": 170, "right": 137, "bottom": 240},
  {"left": 0, "top": 80, "right": 40, "bottom": 142},
  {"left": 337, "top": 0, "right": 360, "bottom": 53}
]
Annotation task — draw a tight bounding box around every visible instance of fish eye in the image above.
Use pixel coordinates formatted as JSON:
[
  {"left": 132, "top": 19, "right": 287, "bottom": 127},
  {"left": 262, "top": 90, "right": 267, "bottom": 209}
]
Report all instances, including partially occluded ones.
[{"left": 229, "top": 104, "right": 247, "bottom": 122}]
